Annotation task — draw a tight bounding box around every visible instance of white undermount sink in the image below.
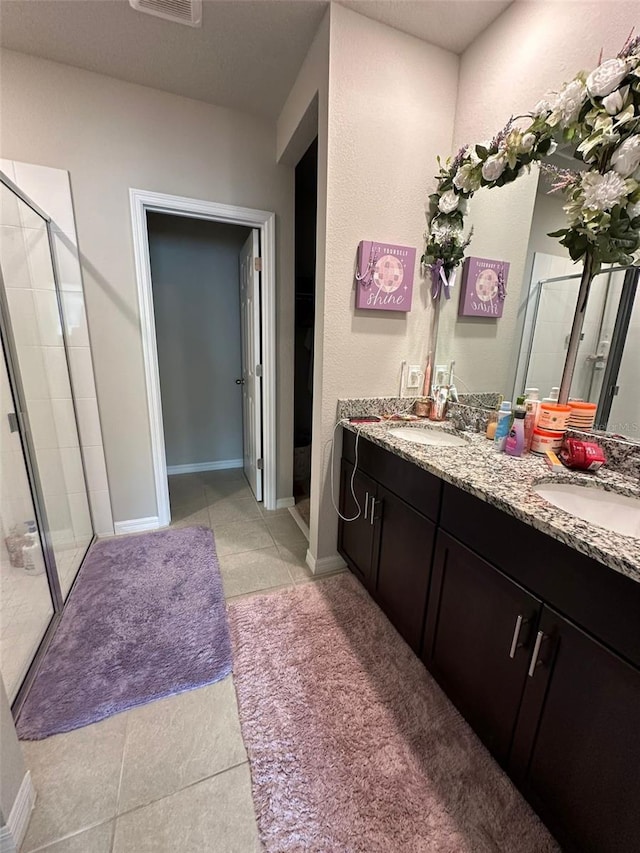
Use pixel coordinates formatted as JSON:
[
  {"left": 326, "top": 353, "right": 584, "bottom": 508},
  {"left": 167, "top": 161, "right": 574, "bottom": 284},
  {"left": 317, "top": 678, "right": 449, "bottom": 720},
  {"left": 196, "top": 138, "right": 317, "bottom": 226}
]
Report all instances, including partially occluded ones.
[
  {"left": 388, "top": 427, "right": 468, "bottom": 448},
  {"left": 533, "top": 482, "right": 640, "bottom": 539}
]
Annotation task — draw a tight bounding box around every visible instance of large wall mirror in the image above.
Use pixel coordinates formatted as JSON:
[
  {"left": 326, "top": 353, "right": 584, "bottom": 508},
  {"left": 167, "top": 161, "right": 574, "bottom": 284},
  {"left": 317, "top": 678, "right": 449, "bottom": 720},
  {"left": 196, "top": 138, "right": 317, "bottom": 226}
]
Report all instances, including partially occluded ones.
[{"left": 432, "top": 135, "right": 639, "bottom": 444}]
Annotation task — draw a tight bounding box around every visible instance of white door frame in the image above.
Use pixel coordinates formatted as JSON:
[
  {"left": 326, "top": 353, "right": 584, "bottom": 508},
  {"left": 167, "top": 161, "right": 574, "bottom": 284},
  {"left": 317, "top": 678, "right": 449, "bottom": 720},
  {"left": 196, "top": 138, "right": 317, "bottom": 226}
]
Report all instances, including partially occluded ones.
[{"left": 129, "top": 188, "right": 277, "bottom": 526}]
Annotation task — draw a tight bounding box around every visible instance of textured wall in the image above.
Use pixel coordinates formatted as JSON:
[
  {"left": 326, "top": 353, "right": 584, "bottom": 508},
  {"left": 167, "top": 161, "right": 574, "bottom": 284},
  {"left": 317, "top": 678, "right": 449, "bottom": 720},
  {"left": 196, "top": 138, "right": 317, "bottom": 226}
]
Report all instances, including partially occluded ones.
[
  {"left": 439, "top": 0, "right": 640, "bottom": 398},
  {"left": 311, "top": 4, "right": 459, "bottom": 562},
  {"left": 0, "top": 49, "right": 294, "bottom": 523}
]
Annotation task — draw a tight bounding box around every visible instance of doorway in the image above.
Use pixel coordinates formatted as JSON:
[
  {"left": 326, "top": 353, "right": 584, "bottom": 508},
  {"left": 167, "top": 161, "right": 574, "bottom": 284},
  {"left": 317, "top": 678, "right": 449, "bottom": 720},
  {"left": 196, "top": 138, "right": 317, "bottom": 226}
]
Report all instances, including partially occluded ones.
[
  {"left": 291, "top": 138, "right": 318, "bottom": 535},
  {"left": 146, "top": 215, "right": 258, "bottom": 517},
  {"left": 130, "top": 190, "right": 278, "bottom": 525}
]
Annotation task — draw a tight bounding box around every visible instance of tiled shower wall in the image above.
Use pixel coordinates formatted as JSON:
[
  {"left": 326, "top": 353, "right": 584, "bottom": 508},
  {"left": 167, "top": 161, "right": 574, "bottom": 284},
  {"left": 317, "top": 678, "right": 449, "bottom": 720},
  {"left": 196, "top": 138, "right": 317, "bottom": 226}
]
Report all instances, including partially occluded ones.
[{"left": 1, "top": 159, "right": 114, "bottom": 536}]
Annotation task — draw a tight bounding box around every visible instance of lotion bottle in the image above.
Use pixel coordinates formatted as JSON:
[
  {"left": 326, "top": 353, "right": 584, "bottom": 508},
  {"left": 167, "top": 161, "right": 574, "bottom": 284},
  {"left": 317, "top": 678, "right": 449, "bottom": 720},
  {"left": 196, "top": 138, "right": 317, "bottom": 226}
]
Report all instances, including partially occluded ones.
[
  {"left": 494, "top": 401, "right": 512, "bottom": 451},
  {"left": 505, "top": 407, "right": 526, "bottom": 457}
]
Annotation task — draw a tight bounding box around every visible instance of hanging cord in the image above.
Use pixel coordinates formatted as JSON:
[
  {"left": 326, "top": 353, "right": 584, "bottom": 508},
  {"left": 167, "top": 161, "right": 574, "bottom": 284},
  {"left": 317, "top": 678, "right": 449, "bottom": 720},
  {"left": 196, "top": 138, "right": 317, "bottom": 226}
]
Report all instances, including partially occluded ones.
[
  {"left": 327, "top": 395, "right": 419, "bottom": 523},
  {"left": 327, "top": 418, "right": 363, "bottom": 522}
]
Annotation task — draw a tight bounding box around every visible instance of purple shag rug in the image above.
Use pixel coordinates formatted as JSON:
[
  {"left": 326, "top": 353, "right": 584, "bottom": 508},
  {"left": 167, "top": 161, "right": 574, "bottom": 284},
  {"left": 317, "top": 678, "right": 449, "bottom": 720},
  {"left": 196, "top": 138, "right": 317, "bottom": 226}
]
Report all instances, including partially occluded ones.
[{"left": 17, "top": 526, "right": 231, "bottom": 740}]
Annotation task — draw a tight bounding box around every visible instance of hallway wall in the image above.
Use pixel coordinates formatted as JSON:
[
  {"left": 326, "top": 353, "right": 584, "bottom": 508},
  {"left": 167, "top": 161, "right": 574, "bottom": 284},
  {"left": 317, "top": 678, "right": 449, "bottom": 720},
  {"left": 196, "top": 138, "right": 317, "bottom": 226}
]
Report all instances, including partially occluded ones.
[
  {"left": 0, "top": 49, "right": 295, "bottom": 525},
  {"left": 147, "top": 215, "right": 249, "bottom": 471}
]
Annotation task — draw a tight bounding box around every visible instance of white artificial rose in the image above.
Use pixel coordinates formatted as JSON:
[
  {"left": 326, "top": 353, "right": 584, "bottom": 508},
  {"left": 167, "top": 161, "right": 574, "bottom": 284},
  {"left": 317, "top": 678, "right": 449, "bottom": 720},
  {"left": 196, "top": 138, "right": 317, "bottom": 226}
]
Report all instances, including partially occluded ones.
[
  {"left": 550, "top": 79, "right": 587, "bottom": 126},
  {"left": 453, "top": 163, "right": 480, "bottom": 193},
  {"left": 586, "top": 58, "right": 628, "bottom": 97},
  {"left": 611, "top": 136, "right": 640, "bottom": 177},
  {"left": 626, "top": 201, "right": 640, "bottom": 221},
  {"left": 602, "top": 88, "right": 625, "bottom": 115},
  {"left": 481, "top": 154, "right": 506, "bottom": 182},
  {"left": 533, "top": 96, "right": 552, "bottom": 117},
  {"left": 520, "top": 132, "right": 536, "bottom": 153},
  {"left": 581, "top": 170, "right": 628, "bottom": 211},
  {"left": 438, "top": 189, "right": 459, "bottom": 214}
]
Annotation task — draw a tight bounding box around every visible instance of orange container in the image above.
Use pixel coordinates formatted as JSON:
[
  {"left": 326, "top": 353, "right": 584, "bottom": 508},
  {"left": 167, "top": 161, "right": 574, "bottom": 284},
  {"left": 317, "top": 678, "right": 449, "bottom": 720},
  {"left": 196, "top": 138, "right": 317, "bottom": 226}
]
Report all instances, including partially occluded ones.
[
  {"left": 567, "top": 401, "right": 597, "bottom": 430},
  {"left": 537, "top": 402, "right": 571, "bottom": 431},
  {"left": 530, "top": 427, "right": 565, "bottom": 455}
]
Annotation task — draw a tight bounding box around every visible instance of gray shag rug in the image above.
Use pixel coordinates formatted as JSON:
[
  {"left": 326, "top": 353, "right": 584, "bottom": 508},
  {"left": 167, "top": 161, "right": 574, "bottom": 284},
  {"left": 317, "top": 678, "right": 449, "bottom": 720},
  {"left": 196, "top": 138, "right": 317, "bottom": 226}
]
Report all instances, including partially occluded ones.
[
  {"left": 229, "top": 574, "right": 559, "bottom": 852},
  {"left": 17, "top": 526, "right": 231, "bottom": 740}
]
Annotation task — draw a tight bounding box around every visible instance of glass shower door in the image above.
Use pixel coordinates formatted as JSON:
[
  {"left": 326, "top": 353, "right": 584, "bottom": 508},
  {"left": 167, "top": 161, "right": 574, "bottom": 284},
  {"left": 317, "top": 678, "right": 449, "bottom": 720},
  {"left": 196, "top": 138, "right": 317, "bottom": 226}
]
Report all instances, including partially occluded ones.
[
  {"left": 0, "top": 348, "right": 54, "bottom": 701},
  {"left": 0, "top": 179, "right": 93, "bottom": 602}
]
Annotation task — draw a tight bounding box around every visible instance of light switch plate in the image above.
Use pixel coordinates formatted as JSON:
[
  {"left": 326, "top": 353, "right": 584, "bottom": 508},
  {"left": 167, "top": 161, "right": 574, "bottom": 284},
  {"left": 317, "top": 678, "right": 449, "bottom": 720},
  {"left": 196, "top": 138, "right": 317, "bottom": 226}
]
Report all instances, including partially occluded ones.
[{"left": 407, "top": 365, "right": 422, "bottom": 388}]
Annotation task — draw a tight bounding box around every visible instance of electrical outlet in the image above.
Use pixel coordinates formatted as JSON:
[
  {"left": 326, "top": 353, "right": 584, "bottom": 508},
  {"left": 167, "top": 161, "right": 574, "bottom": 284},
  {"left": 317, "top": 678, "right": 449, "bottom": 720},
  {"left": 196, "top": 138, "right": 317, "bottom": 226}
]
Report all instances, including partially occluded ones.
[
  {"left": 435, "top": 364, "right": 448, "bottom": 382},
  {"left": 407, "top": 365, "right": 422, "bottom": 389}
]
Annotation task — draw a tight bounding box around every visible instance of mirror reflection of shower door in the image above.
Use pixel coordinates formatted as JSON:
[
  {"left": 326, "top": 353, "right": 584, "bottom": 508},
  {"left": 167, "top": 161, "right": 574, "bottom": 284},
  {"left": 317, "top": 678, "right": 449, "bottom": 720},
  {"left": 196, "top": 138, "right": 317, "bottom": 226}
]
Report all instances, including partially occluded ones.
[
  {"left": 0, "top": 180, "right": 93, "bottom": 602},
  {"left": 0, "top": 348, "right": 55, "bottom": 701}
]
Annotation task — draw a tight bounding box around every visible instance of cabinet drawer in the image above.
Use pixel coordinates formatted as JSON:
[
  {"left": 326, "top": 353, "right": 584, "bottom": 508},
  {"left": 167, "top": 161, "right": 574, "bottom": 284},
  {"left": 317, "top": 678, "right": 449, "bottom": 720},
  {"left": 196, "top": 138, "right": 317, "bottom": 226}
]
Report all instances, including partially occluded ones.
[
  {"left": 440, "top": 483, "right": 640, "bottom": 668},
  {"left": 342, "top": 429, "right": 441, "bottom": 522}
]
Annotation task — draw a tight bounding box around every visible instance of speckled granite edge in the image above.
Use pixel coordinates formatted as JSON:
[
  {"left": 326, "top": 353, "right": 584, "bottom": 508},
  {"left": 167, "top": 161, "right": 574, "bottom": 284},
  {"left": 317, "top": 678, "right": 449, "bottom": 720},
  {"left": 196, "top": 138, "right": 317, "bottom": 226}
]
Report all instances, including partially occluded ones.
[{"left": 341, "top": 419, "right": 640, "bottom": 585}]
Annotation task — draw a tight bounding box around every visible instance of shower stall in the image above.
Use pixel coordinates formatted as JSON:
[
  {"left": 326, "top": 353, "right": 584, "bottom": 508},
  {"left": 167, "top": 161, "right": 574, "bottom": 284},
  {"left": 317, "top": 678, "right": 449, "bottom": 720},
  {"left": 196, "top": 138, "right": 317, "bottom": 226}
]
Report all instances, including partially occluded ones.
[
  {"left": 517, "top": 258, "right": 640, "bottom": 441},
  {"left": 0, "top": 172, "right": 94, "bottom": 709}
]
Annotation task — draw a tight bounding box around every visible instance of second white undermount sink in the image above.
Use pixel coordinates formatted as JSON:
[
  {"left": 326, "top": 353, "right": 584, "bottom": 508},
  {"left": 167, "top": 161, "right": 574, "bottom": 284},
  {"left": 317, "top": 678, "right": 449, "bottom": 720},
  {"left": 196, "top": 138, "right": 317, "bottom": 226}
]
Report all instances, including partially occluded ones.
[
  {"left": 533, "top": 482, "right": 640, "bottom": 539},
  {"left": 389, "top": 427, "right": 468, "bottom": 448}
]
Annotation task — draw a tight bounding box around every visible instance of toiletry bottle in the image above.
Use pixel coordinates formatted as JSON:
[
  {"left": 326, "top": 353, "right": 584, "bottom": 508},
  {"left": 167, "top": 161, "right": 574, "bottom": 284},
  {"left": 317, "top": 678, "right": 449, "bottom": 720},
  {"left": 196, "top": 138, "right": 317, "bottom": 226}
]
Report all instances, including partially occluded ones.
[
  {"left": 494, "top": 401, "right": 512, "bottom": 451},
  {"left": 485, "top": 410, "right": 498, "bottom": 440},
  {"left": 505, "top": 406, "right": 526, "bottom": 457},
  {"left": 543, "top": 386, "right": 560, "bottom": 403},
  {"left": 523, "top": 388, "right": 540, "bottom": 452}
]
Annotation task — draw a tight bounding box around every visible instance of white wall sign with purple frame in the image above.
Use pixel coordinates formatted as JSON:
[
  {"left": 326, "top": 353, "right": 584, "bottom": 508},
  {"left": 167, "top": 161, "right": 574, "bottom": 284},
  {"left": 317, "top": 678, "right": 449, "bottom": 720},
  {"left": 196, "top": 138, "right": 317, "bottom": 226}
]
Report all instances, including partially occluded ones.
[{"left": 355, "top": 240, "right": 416, "bottom": 311}]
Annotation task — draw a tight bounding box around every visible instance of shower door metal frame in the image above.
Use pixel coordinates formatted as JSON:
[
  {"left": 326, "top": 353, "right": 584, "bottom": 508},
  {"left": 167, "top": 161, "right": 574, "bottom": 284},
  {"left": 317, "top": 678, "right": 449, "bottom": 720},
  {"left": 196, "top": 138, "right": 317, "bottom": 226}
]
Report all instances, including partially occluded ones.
[{"left": 0, "top": 172, "right": 95, "bottom": 715}]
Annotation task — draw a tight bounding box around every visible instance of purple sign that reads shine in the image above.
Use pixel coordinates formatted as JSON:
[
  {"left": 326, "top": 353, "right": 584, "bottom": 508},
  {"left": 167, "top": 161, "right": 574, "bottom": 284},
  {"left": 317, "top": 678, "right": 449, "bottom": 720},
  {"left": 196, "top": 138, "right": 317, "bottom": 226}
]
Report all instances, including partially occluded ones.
[
  {"left": 458, "top": 256, "right": 510, "bottom": 318},
  {"left": 355, "top": 241, "right": 415, "bottom": 312}
]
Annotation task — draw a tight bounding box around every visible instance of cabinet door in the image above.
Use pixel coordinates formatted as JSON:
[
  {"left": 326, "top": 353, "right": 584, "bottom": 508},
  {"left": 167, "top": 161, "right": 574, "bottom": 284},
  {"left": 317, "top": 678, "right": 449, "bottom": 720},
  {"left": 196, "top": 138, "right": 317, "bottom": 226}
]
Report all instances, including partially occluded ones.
[
  {"left": 373, "top": 487, "right": 435, "bottom": 653},
  {"left": 423, "top": 532, "right": 541, "bottom": 765},
  {"left": 337, "top": 460, "right": 377, "bottom": 590},
  {"left": 511, "top": 606, "right": 640, "bottom": 853}
]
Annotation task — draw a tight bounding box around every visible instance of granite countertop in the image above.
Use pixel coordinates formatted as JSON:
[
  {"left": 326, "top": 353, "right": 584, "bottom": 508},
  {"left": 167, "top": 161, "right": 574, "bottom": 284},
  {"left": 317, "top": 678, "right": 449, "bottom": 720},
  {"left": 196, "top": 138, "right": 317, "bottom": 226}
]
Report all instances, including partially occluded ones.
[{"left": 342, "top": 419, "right": 640, "bottom": 584}]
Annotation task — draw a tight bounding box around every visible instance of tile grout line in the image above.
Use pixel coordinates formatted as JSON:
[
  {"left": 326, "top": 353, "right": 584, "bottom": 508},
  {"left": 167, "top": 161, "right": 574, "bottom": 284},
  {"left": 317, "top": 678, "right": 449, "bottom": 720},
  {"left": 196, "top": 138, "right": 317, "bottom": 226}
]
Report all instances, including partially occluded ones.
[{"left": 113, "top": 759, "right": 250, "bottom": 823}]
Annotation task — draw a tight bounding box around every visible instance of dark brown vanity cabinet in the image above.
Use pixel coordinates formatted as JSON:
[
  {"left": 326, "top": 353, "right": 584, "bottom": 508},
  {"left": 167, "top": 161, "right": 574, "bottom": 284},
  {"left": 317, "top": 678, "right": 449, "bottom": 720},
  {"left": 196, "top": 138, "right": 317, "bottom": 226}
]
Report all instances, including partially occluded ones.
[
  {"left": 338, "top": 432, "right": 439, "bottom": 652},
  {"left": 338, "top": 429, "right": 640, "bottom": 853},
  {"left": 423, "top": 532, "right": 541, "bottom": 765},
  {"left": 511, "top": 606, "right": 640, "bottom": 853}
]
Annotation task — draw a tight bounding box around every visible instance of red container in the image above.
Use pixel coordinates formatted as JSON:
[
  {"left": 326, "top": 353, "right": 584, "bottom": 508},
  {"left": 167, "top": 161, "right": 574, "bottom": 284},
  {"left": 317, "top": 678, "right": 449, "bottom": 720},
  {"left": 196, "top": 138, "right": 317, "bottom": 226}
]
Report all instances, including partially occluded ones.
[{"left": 559, "top": 438, "right": 606, "bottom": 472}]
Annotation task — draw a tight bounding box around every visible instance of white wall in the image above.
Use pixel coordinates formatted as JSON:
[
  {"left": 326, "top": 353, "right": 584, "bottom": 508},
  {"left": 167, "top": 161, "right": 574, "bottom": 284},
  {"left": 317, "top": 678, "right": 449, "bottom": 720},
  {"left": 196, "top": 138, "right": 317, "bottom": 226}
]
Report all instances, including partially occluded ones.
[
  {"left": 147, "top": 214, "right": 249, "bottom": 470},
  {"left": 0, "top": 49, "right": 294, "bottom": 524},
  {"left": 279, "top": 5, "right": 460, "bottom": 565},
  {"left": 439, "top": 0, "right": 639, "bottom": 397}
]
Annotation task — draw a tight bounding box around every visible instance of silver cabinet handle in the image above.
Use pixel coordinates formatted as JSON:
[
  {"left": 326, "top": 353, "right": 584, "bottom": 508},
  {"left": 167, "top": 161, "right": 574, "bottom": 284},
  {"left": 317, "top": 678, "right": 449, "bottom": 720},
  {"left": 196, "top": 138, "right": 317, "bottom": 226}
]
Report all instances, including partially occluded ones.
[
  {"left": 369, "top": 497, "right": 376, "bottom": 525},
  {"left": 509, "top": 615, "right": 524, "bottom": 659},
  {"left": 363, "top": 492, "right": 369, "bottom": 520},
  {"left": 528, "top": 631, "right": 545, "bottom": 677}
]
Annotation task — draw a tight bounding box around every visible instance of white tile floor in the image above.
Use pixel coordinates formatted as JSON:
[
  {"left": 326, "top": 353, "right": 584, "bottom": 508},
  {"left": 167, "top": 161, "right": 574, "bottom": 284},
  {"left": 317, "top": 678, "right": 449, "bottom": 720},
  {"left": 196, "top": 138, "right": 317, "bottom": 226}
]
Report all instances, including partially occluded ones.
[{"left": 18, "top": 470, "right": 343, "bottom": 852}]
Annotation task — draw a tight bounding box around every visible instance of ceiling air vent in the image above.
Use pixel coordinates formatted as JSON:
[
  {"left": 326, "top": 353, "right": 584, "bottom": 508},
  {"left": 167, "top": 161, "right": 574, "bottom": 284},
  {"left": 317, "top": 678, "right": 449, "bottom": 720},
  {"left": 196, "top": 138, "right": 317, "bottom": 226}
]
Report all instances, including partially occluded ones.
[{"left": 129, "top": 0, "right": 202, "bottom": 27}]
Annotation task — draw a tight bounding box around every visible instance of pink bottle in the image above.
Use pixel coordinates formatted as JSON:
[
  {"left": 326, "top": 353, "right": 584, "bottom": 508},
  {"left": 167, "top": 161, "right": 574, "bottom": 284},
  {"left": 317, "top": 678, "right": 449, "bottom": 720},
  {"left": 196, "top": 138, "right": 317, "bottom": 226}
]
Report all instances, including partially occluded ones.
[{"left": 505, "top": 408, "right": 526, "bottom": 457}]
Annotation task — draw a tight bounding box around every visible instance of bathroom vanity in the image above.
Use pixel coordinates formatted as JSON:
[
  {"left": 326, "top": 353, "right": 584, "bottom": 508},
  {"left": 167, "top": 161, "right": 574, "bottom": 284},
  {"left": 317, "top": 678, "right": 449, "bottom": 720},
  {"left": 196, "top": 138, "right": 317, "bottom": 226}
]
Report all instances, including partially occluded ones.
[{"left": 338, "top": 422, "right": 640, "bottom": 853}]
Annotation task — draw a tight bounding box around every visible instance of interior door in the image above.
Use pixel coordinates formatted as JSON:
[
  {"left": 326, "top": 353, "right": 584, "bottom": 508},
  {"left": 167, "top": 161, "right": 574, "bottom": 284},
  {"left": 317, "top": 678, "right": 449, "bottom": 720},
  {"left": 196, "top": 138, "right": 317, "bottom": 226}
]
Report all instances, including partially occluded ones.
[{"left": 239, "top": 230, "right": 262, "bottom": 501}]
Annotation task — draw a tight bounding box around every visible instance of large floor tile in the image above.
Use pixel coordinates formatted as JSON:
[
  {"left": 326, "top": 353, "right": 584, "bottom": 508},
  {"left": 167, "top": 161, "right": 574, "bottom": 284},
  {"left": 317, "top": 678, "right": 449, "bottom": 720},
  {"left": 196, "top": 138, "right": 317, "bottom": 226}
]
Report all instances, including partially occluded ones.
[
  {"left": 169, "top": 505, "right": 210, "bottom": 528},
  {"left": 21, "top": 715, "right": 127, "bottom": 852},
  {"left": 275, "top": 542, "right": 313, "bottom": 581},
  {"left": 204, "top": 480, "right": 254, "bottom": 503},
  {"left": 265, "top": 514, "right": 307, "bottom": 548},
  {"left": 113, "top": 765, "right": 261, "bottom": 853},
  {"left": 213, "top": 519, "right": 273, "bottom": 556},
  {"left": 219, "top": 546, "right": 293, "bottom": 598},
  {"left": 31, "top": 821, "right": 114, "bottom": 853},
  {"left": 208, "top": 496, "right": 261, "bottom": 526},
  {"left": 117, "top": 679, "right": 246, "bottom": 814}
]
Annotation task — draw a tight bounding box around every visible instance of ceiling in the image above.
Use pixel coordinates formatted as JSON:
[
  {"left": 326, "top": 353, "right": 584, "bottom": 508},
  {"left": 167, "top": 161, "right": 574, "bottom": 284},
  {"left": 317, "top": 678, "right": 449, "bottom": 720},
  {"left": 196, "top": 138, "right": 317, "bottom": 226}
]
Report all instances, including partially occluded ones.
[{"left": 0, "top": 0, "right": 512, "bottom": 119}]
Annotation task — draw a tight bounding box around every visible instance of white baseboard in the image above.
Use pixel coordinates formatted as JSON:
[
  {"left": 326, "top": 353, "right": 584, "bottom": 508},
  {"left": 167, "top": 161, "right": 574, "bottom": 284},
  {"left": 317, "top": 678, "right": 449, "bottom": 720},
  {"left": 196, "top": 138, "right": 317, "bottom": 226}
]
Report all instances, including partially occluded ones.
[
  {"left": 305, "top": 551, "right": 346, "bottom": 575},
  {"left": 288, "top": 506, "right": 310, "bottom": 541},
  {"left": 275, "top": 496, "right": 295, "bottom": 509},
  {"left": 1, "top": 770, "right": 36, "bottom": 853},
  {"left": 114, "top": 516, "right": 160, "bottom": 535},
  {"left": 167, "top": 459, "right": 243, "bottom": 475}
]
